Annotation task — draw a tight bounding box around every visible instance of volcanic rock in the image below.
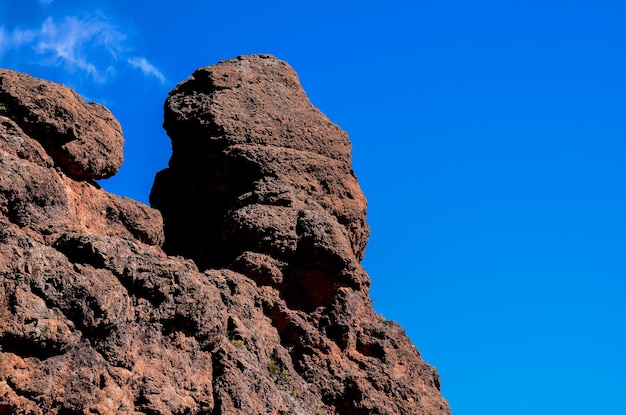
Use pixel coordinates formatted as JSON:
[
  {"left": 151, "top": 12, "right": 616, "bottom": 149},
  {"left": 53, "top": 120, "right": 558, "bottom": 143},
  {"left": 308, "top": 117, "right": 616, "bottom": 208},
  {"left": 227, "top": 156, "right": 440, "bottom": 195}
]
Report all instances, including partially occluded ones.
[
  {"left": 0, "top": 56, "right": 451, "bottom": 414},
  {"left": 0, "top": 70, "right": 124, "bottom": 179}
]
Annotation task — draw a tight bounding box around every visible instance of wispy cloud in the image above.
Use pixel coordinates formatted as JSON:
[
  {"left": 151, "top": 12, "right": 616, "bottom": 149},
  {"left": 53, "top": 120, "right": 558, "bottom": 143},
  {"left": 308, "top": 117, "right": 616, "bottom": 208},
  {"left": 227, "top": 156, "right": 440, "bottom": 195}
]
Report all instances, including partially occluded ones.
[
  {"left": 0, "top": 14, "right": 165, "bottom": 84},
  {"left": 0, "top": 25, "right": 36, "bottom": 55},
  {"left": 0, "top": 28, "right": 5, "bottom": 53},
  {"left": 128, "top": 56, "right": 166, "bottom": 83},
  {"left": 33, "top": 16, "right": 122, "bottom": 82},
  {"left": 38, "top": 0, "right": 55, "bottom": 5}
]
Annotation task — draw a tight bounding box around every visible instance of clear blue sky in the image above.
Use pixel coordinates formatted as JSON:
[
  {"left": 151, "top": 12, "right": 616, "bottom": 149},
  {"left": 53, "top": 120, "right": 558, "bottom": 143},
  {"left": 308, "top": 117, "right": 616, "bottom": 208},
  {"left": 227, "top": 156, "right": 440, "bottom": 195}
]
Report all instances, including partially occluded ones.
[{"left": 2, "top": 1, "right": 625, "bottom": 414}]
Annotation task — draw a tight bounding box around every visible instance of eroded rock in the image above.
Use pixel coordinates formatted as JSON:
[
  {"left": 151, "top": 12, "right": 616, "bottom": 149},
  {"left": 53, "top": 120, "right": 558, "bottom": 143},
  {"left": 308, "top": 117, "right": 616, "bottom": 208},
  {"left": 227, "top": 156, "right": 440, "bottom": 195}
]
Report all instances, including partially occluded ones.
[
  {"left": 0, "top": 70, "right": 123, "bottom": 179},
  {"left": 0, "top": 57, "right": 450, "bottom": 415},
  {"left": 151, "top": 54, "right": 450, "bottom": 414}
]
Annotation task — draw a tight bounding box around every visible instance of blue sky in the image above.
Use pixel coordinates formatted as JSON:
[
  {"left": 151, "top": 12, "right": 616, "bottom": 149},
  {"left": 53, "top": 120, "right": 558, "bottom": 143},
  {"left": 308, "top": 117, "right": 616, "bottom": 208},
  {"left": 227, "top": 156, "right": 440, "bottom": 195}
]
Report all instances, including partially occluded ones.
[{"left": 2, "top": 1, "right": 625, "bottom": 414}]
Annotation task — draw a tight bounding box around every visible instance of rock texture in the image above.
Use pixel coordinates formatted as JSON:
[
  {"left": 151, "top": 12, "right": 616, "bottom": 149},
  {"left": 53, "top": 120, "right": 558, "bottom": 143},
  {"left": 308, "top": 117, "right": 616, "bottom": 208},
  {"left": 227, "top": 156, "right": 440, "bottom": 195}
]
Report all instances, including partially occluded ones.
[
  {"left": 0, "top": 56, "right": 451, "bottom": 414},
  {"left": 0, "top": 70, "right": 124, "bottom": 180}
]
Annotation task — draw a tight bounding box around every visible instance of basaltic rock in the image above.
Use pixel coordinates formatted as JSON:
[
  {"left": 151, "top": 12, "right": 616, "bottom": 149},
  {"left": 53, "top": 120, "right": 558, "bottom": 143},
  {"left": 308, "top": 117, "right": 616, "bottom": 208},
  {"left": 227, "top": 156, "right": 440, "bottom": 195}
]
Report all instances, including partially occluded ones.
[{"left": 0, "top": 56, "right": 451, "bottom": 414}]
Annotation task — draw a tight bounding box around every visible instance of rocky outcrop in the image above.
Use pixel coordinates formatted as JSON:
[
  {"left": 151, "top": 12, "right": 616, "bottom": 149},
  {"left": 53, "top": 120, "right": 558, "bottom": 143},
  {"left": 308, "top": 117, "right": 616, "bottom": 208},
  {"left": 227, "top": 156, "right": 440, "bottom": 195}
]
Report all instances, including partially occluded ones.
[
  {"left": 0, "top": 70, "right": 124, "bottom": 180},
  {"left": 151, "top": 55, "right": 370, "bottom": 311},
  {"left": 0, "top": 56, "right": 451, "bottom": 414}
]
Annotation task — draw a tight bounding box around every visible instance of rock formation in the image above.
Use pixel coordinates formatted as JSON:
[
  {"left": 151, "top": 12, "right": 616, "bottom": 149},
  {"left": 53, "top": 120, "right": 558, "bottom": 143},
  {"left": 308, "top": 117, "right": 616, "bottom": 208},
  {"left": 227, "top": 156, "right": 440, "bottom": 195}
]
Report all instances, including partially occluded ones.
[{"left": 0, "top": 56, "right": 451, "bottom": 414}]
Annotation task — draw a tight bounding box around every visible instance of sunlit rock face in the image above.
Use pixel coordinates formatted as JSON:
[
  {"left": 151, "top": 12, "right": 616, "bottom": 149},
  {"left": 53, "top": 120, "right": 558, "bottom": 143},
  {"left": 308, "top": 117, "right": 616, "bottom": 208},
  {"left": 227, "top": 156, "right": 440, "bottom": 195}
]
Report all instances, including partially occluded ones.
[{"left": 0, "top": 57, "right": 450, "bottom": 415}]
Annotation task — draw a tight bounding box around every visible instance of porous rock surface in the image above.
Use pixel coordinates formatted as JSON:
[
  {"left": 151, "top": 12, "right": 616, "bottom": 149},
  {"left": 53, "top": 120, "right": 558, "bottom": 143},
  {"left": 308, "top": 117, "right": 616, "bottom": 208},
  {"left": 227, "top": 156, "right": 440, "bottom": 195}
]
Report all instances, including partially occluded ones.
[
  {"left": 0, "top": 70, "right": 124, "bottom": 180},
  {"left": 0, "top": 56, "right": 451, "bottom": 414}
]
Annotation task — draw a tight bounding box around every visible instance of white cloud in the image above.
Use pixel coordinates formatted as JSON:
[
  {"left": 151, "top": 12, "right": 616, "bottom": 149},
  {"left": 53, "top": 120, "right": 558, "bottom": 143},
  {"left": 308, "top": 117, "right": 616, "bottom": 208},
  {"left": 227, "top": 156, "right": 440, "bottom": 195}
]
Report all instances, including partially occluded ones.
[
  {"left": 10, "top": 27, "right": 37, "bottom": 46},
  {"left": 0, "top": 15, "right": 164, "bottom": 84},
  {"left": 0, "top": 25, "right": 36, "bottom": 56},
  {"left": 38, "top": 0, "right": 55, "bottom": 5},
  {"left": 128, "top": 56, "right": 166, "bottom": 83},
  {"left": 32, "top": 17, "right": 114, "bottom": 81},
  {"left": 0, "top": 28, "right": 5, "bottom": 54}
]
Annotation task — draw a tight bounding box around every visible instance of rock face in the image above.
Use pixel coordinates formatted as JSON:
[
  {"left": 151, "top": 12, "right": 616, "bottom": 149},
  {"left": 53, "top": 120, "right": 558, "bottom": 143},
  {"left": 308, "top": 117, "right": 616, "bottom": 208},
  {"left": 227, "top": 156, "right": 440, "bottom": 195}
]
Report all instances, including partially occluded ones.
[
  {"left": 0, "top": 56, "right": 451, "bottom": 414},
  {"left": 151, "top": 55, "right": 370, "bottom": 311},
  {"left": 0, "top": 70, "right": 124, "bottom": 180}
]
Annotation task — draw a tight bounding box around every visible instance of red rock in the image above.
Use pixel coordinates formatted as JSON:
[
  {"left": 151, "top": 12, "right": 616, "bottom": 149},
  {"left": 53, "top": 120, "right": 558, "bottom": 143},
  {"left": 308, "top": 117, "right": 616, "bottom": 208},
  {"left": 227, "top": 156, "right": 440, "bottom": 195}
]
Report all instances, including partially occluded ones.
[
  {"left": 0, "top": 70, "right": 123, "bottom": 179},
  {"left": 153, "top": 54, "right": 369, "bottom": 271},
  {"left": 0, "top": 56, "right": 451, "bottom": 414},
  {"left": 152, "top": 54, "right": 450, "bottom": 414}
]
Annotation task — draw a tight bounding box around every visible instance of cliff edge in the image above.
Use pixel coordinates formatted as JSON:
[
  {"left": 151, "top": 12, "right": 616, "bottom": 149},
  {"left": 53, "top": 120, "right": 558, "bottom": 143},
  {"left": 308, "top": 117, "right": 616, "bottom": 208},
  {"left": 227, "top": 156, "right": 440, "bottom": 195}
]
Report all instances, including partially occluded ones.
[{"left": 0, "top": 55, "right": 450, "bottom": 414}]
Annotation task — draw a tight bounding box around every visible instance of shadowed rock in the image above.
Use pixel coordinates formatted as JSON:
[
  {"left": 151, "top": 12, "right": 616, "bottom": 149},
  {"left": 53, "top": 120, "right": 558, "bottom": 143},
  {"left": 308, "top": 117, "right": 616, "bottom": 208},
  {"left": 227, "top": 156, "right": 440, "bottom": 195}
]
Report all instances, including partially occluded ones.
[{"left": 151, "top": 54, "right": 370, "bottom": 310}]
